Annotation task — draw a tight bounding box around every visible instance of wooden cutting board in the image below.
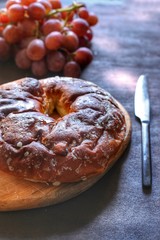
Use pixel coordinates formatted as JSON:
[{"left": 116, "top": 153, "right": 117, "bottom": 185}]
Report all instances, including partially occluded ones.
[
  {"left": 0, "top": 170, "right": 104, "bottom": 211},
  {"left": 0, "top": 101, "right": 131, "bottom": 212}
]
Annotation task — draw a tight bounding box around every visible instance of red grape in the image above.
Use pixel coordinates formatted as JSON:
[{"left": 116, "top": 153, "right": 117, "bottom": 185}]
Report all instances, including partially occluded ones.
[
  {"left": 3, "top": 24, "right": 22, "bottom": 43},
  {"left": 45, "top": 31, "right": 63, "bottom": 50},
  {"left": 6, "top": 0, "right": 21, "bottom": 9},
  {"left": 62, "top": 30, "right": 79, "bottom": 52},
  {"left": 74, "top": 47, "right": 93, "bottom": 67},
  {"left": 71, "top": 18, "right": 89, "bottom": 37},
  {"left": 27, "top": 2, "right": 46, "bottom": 20},
  {"left": 19, "top": 36, "right": 35, "bottom": 48},
  {"left": 7, "top": 4, "right": 25, "bottom": 23},
  {"left": 0, "top": 8, "right": 9, "bottom": 24},
  {"left": 86, "top": 28, "right": 93, "bottom": 41},
  {"left": 21, "top": 0, "right": 36, "bottom": 6},
  {"left": 78, "top": 36, "right": 90, "bottom": 48},
  {"left": 71, "top": 18, "right": 89, "bottom": 36},
  {"left": 0, "top": 26, "right": 4, "bottom": 35},
  {"left": 19, "top": 18, "right": 37, "bottom": 37},
  {"left": 61, "top": 10, "right": 74, "bottom": 22},
  {"left": 37, "top": 0, "right": 52, "bottom": 14},
  {"left": 0, "top": 0, "right": 97, "bottom": 77},
  {"left": 64, "top": 61, "right": 81, "bottom": 78},
  {"left": 87, "top": 13, "right": 98, "bottom": 26},
  {"left": 31, "top": 60, "right": 47, "bottom": 77},
  {"left": 42, "top": 19, "right": 62, "bottom": 36},
  {"left": 78, "top": 7, "right": 89, "bottom": 20},
  {"left": 49, "top": 0, "right": 62, "bottom": 9},
  {"left": 46, "top": 51, "right": 66, "bottom": 72},
  {"left": 0, "top": 37, "right": 10, "bottom": 61},
  {"left": 26, "top": 38, "right": 46, "bottom": 61},
  {"left": 15, "top": 48, "right": 31, "bottom": 69}
]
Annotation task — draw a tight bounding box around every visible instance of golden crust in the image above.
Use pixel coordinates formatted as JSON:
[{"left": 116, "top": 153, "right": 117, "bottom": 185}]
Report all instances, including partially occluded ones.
[{"left": 0, "top": 76, "right": 131, "bottom": 184}]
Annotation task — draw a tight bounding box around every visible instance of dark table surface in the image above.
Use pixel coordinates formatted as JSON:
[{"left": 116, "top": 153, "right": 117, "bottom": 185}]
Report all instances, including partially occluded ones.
[{"left": 0, "top": 0, "right": 160, "bottom": 239}]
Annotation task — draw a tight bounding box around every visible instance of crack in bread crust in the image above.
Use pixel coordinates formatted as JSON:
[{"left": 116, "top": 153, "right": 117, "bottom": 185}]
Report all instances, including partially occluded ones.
[{"left": 0, "top": 77, "right": 129, "bottom": 183}]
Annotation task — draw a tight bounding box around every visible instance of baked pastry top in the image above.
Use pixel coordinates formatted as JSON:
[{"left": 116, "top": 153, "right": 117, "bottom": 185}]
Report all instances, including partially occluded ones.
[{"left": 0, "top": 77, "right": 130, "bottom": 184}]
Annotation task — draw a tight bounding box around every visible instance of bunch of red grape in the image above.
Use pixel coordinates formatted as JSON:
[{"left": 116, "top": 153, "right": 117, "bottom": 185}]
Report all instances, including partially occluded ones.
[{"left": 0, "top": 0, "right": 98, "bottom": 78}]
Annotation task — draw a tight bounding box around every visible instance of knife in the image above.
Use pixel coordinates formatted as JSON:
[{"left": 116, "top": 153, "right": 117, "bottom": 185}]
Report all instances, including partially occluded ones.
[{"left": 134, "top": 75, "right": 152, "bottom": 188}]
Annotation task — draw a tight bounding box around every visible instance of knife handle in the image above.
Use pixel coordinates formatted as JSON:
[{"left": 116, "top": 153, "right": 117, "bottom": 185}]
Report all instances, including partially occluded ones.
[{"left": 141, "top": 121, "right": 152, "bottom": 187}]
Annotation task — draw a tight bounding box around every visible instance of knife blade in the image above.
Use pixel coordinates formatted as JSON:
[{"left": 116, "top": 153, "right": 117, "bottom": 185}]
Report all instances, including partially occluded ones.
[{"left": 134, "top": 75, "right": 152, "bottom": 188}]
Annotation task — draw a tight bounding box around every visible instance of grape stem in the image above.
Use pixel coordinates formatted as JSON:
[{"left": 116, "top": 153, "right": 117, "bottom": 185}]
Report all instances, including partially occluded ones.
[{"left": 47, "top": 2, "right": 84, "bottom": 18}]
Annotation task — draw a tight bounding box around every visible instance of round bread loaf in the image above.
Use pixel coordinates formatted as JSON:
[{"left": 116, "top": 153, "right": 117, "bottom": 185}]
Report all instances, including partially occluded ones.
[{"left": 0, "top": 77, "right": 131, "bottom": 185}]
